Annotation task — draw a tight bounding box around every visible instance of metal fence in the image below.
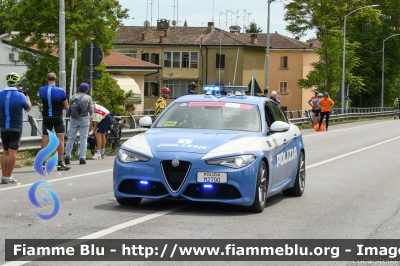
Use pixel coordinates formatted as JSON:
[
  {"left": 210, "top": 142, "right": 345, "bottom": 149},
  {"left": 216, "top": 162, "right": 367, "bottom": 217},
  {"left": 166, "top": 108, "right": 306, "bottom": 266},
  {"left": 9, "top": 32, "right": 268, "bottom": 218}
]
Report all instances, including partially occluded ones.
[{"left": 0, "top": 107, "right": 396, "bottom": 153}]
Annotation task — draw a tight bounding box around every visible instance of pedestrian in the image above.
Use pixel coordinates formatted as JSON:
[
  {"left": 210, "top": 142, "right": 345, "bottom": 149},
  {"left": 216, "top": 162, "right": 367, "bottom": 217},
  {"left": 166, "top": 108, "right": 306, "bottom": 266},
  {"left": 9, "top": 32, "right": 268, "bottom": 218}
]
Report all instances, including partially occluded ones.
[
  {"left": 64, "top": 83, "right": 94, "bottom": 165},
  {"left": 394, "top": 98, "right": 399, "bottom": 119},
  {"left": 39, "top": 72, "right": 70, "bottom": 170},
  {"left": 185, "top": 82, "right": 197, "bottom": 95},
  {"left": 308, "top": 92, "right": 319, "bottom": 125},
  {"left": 0, "top": 72, "right": 32, "bottom": 183},
  {"left": 318, "top": 92, "right": 335, "bottom": 131},
  {"left": 270, "top": 91, "right": 281, "bottom": 105},
  {"left": 89, "top": 103, "right": 113, "bottom": 159},
  {"left": 312, "top": 93, "right": 323, "bottom": 125},
  {"left": 259, "top": 89, "right": 269, "bottom": 97},
  {"left": 155, "top": 87, "right": 170, "bottom": 117}
]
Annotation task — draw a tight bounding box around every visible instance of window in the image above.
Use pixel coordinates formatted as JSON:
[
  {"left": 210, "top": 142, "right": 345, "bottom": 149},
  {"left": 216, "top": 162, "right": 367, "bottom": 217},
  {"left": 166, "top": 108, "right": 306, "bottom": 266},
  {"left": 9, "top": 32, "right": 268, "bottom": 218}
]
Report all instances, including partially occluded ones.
[
  {"left": 141, "top": 53, "right": 149, "bottom": 62},
  {"left": 280, "top": 56, "right": 288, "bottom": 69},
  {"left": 111, "top": 49, "right": 138, "bottom": 58},
  {"left": 151, "top": 53, "right": 159, "bottom": 64},
  {"left": 279, "top": 81, "right": 287, "bottom": 93},
  {"left": 268, "top": 102, "right": 288, "bottom": 123},
  {"left": 216, "top": 54, "right": 225, "bottom": 69},
  {"left": 144, "top": 82, "right": 159, "bottom": 97},
  {"left": 162, "top": 80, "right": 195, "bottom": 99},
  {"left": 163, "top": 52, "right": 199, "bottom": 69}
]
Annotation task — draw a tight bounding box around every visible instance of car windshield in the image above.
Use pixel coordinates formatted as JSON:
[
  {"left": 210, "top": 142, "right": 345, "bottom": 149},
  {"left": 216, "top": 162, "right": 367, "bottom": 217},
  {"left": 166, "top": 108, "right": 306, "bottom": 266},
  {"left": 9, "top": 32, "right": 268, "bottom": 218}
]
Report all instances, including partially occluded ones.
[{"left": 154, "top": 101, "right": 261, "bottom": 132}]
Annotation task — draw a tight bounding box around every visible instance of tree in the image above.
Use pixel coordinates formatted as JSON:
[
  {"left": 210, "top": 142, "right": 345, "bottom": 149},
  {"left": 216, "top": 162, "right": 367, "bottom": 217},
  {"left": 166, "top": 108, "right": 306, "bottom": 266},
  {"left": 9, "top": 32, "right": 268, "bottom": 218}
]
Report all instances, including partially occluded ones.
[
  {"left": 0, "top": 0, "right": 14, "bottom": 34},
  {"left": 245, "top": 22, "right": 262, "bottom": 33},
  {"left": 0, "top": 0, "right": 130, "bottom": 114},
  {"left": 284, "top": 0, "right": 381, "bottom": 106}
]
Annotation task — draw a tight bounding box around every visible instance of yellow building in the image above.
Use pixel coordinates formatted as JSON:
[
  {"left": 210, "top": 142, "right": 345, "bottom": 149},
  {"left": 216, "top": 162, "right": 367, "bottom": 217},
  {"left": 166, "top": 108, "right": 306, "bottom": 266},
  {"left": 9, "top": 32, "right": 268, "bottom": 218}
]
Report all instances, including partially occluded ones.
[{"left": 114, "top": 20, "right": 318, "bottom": 111}]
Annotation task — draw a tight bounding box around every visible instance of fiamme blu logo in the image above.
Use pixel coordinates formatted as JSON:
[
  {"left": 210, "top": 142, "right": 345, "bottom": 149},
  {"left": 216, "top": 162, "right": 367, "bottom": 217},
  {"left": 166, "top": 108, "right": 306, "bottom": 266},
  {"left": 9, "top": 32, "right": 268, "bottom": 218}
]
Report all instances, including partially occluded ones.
[{"left": 28, "top": 130, "right": 60, "bottom": 220}]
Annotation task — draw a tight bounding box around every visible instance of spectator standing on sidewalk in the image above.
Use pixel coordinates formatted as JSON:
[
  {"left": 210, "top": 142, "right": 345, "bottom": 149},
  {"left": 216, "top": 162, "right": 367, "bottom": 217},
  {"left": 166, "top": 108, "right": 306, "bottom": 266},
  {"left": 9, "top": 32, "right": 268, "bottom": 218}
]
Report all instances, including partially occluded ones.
[
  {"left": 64, "top": 83, "right": 93, "bottom": 165},
  {"left": 39, "top": 72, "right": 70, "bottom": 171},
  {"left": 318, "top": 92, "right": 335, "bottom": 131},
  {"left": 89, "top": 103, "right": 113, "bottom": 159},
  {"left": 308, "top": 92, "right": 319, "bottom": 125},
  {"left": 0, "top": 72, "right": 32, "bottom": 184},
  {"left": 270, "top": 91, "right": 281, "bottom": 105}
]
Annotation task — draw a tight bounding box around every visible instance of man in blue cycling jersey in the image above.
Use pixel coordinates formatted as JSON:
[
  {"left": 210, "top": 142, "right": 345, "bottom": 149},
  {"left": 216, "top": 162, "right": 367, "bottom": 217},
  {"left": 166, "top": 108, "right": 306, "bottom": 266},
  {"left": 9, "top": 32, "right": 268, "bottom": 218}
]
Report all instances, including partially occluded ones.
[
  {"left": 39, "top": 72, "right": 70, "bottom": 171},
  {"left": 0, "top": 72, "right": 32, "bottom": 184}
]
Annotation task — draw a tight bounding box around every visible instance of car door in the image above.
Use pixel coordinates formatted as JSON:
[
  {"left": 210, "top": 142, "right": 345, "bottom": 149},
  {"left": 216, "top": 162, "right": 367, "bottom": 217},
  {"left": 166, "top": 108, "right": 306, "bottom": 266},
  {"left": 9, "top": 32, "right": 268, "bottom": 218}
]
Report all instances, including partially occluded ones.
[{"left": 266, "top": 101, "right": 295, "bottom": 186}]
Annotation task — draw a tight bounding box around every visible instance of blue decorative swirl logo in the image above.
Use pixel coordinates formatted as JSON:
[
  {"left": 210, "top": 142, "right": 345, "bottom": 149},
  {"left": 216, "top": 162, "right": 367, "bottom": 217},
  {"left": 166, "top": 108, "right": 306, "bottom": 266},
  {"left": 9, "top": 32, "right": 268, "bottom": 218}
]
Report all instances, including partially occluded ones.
[
  {"left": 28, "top": 180, "right": 60, "bottom": 220},
  {"left": 30, "top": 130, "right": 60, "bottom": 220},
  {"left": 33, "top": 130, "right": 59, "bottom": 176}
]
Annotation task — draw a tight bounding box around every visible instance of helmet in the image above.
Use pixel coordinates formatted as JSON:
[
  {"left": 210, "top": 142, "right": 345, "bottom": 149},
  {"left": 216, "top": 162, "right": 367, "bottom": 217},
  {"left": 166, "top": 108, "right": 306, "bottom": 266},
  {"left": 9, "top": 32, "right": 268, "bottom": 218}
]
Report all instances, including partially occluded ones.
[
  {"left": 6, "top": 72, "right": 20, "bottom": 83},
  {"left": 79, "top": 82, "right": 90, "bottom": 91},
  {"left": 189, "top": 82, "right": 197, "bottom": 89},
  {"left": 162, "top": 87, "right": 170, "bottom": 94},
  {"left": 314, "top": 91, "right": 319, "bottom": 95},
  {"left": 318, "top": 93, "right": 323, "bottom": 97}
]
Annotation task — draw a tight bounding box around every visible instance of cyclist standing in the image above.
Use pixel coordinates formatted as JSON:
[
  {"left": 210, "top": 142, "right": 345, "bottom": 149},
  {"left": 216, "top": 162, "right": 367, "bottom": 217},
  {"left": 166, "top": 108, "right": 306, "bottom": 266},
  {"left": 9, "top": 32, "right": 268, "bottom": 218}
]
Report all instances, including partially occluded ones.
[
  {"left": 90, "top": 103, "right": 112, "bottom": 159},
  {"left": 155, "top": 87, "right": 170, "bottom": 117},
  {"left": 185, "top": 82, "right": 197, "bottom": 95}
]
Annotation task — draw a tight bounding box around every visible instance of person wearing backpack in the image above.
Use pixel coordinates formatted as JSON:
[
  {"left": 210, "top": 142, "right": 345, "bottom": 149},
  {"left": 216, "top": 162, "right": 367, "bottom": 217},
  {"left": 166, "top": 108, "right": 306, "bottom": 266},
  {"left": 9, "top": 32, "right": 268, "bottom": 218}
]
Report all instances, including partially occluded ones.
[{"left": 64, "top": 83, "right": 93, "bottom": 165}]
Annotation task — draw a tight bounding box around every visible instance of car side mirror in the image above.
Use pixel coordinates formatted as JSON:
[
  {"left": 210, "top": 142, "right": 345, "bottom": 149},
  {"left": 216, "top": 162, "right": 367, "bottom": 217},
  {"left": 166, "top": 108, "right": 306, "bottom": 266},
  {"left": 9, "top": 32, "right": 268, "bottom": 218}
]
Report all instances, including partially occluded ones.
[
  {"left": 138, "top": 116, "right": 153, "bottom": 128},
  {"left": 268, "top": 121, "right": 290, "bottom": 135}
]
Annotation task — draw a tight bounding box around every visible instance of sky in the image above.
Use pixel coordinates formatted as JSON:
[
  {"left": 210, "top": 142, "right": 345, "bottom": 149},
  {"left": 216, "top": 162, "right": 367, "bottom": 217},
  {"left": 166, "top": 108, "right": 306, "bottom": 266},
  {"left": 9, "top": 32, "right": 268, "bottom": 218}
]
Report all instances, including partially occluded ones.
[{"left": 118, "top": 0, "right": 315, "bottom": 41}]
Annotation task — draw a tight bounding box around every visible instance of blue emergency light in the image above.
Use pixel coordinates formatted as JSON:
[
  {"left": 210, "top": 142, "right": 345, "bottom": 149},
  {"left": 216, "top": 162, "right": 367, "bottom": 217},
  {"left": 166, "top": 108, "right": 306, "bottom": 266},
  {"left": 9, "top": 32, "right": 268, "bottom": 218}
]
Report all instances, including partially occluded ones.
[{"left": 203, "top": 85, "right": 223, "bottom": 92}]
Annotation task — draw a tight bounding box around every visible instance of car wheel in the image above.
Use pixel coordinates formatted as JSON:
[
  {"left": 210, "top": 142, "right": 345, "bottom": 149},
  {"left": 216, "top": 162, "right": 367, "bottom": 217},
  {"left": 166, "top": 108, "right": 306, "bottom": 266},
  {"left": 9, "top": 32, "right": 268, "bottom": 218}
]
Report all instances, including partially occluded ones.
[
  {"left": 282, "top": 151, "right": 305, "bottom": 197},
  {"left": 250, "top": 160, "right": 268, "bottom": 213},
  {"left": 116, "top": 198, "right": 142, "bottom": 206}
]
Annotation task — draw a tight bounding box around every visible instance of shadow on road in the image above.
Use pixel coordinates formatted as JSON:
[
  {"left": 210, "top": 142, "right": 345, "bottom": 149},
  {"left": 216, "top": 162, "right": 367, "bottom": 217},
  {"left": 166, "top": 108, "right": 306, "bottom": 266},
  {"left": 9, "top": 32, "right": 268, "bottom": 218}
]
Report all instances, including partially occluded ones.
[{"left": 94, "top": 192, "right": 286, "bottom": 216}]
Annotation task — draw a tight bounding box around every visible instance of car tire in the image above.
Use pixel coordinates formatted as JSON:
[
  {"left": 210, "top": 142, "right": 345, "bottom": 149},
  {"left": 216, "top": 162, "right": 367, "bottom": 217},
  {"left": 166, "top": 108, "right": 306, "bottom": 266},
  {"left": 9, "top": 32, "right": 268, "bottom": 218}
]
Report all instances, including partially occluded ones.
[
  {"left": 116, "top": 198, "right": 142, "bottom": 206},
  {"left": 250, "top": 160, "right": 268, "bottom": 213},
  {"left": 282, "top": 151, "right": 305, "bottom": 197}
]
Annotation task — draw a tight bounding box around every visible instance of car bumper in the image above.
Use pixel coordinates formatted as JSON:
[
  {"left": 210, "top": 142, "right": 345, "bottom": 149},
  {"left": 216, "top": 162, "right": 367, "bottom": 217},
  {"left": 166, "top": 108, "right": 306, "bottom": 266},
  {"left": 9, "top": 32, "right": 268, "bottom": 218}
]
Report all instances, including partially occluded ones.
[{"left": 113, "top": 152, "right": 259, "bottom": 206}]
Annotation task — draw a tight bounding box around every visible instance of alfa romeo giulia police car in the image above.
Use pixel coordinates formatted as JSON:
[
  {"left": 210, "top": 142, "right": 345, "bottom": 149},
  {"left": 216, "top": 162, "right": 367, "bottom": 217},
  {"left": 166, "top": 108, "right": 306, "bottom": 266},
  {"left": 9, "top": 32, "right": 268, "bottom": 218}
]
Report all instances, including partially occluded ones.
[{"left": 113, "top": 86, "right": 305, "bottom": 213}]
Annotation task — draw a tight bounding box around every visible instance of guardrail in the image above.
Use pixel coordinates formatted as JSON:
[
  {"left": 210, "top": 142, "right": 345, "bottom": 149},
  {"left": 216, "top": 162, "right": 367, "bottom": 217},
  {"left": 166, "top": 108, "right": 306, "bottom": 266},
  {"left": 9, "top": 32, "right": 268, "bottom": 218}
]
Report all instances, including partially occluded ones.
[{"left": 0, "top": 107, "right": 396, "bottom": 153}]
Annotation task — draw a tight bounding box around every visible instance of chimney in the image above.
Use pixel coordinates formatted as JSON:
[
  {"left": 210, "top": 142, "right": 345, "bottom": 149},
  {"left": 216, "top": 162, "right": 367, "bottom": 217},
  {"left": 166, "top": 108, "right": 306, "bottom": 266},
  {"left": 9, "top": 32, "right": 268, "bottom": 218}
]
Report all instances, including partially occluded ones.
[
  {"left": 159, "top": 35, "right": 163, "bottom": 43},
  {"left": 207, "top": 22, "right": 214, "bottom": 33},
  {"left": 251, "top": 34, "right": 258, "bottom": 44},
  {"left": 309, "top": 42, "right": 313, "bottom": 48},
  {"left": 141, "top": 33, "right": 145, "bottom": 40},
  {"left": 164, "top": 29, "right": 168, "bottom": 37}
]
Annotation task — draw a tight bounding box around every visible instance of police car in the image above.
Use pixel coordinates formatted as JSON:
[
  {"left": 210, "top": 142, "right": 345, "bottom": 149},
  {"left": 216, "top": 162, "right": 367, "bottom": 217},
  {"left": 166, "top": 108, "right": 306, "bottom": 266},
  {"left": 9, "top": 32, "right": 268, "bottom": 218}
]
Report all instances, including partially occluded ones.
[{"left": 113, "top": 86, "right": 305, "bottom": 213}]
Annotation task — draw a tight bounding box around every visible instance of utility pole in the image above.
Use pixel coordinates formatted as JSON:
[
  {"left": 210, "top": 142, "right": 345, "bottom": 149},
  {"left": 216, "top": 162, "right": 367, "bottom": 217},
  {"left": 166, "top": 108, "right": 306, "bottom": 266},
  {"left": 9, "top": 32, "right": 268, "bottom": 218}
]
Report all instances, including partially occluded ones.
[
  {"left": 59, "top": 0, "right": 66, "bottom": 91},
  {"left": 265, "top": 0, "right": 271, "bottom": 95}
]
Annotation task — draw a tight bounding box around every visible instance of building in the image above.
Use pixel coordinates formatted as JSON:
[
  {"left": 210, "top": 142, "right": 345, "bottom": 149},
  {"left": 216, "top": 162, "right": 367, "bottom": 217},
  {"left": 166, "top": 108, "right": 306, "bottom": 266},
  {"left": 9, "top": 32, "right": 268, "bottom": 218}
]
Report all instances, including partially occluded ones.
[{"left": 114, "top": 20, "right": 319, "bottom": 111}]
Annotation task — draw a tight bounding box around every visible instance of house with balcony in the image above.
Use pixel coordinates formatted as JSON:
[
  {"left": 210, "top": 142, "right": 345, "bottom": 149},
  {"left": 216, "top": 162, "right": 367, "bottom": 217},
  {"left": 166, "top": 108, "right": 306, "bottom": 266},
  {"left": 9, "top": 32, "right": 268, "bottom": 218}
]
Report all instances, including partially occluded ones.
[{"left": 114, "top": 20, "right": 319, "bottom": 111}]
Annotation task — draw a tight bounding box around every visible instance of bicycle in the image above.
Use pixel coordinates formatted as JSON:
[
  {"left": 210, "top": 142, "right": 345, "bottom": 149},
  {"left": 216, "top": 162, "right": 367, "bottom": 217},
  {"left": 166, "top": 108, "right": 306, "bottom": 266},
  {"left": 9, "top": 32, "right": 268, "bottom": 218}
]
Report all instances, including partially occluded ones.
[{"left": 104, "top": 115, "right": 123, "bottom": 155}]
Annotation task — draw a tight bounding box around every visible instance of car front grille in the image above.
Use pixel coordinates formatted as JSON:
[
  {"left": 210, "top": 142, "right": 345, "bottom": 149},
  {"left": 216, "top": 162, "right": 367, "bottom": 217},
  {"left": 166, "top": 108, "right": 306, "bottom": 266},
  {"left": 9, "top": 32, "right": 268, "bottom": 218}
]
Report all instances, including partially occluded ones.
[
  {"left": 183, "top": 184, "right": 241, "bottom": 199},
  {"left": 118, "top": 179, "right": 168, "bottom": 196},
  {"left": 161, "top": 160, "right": 191, "bottom": 192}
]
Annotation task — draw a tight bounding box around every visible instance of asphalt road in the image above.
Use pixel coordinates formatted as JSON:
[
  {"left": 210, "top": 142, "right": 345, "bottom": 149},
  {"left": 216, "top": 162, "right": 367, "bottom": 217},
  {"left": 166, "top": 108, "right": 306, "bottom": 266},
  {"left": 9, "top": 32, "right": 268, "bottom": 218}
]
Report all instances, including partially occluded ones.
[{"left": 1, "top": 119, "right": 400, "bottom": 266}]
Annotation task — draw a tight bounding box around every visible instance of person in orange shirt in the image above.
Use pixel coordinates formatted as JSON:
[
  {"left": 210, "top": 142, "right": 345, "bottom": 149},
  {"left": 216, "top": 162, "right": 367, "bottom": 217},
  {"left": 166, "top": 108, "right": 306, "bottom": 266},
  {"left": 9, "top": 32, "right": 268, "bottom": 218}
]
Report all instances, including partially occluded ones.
[{"left": 318, "top": 92, "right": 335, "bottom": 131}]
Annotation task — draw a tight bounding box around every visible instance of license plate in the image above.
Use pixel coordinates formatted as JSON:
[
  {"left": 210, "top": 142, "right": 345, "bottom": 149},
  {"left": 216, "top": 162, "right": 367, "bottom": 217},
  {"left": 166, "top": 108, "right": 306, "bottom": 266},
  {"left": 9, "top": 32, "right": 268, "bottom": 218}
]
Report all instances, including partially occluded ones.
[{"left": 197, "top": 172, "right": 227, "bottom": 183}]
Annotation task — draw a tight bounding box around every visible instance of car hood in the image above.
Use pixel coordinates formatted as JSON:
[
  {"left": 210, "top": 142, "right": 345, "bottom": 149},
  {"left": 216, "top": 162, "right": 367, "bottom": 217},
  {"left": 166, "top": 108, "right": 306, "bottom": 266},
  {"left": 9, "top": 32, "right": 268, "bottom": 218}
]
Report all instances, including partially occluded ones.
[{"left": 123, "top": 129, "right": 261, "bottom": 156}]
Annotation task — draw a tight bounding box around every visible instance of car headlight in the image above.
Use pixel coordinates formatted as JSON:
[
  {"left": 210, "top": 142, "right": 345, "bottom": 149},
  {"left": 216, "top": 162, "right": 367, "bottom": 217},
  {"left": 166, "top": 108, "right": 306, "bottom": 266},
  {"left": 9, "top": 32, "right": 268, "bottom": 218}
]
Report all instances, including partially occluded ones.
[
  {"left": 117, "top": 149, "right": 150, "bottom": 163},
  {"left": 205, "top": 155, "right": 256, "bottom": 168}
]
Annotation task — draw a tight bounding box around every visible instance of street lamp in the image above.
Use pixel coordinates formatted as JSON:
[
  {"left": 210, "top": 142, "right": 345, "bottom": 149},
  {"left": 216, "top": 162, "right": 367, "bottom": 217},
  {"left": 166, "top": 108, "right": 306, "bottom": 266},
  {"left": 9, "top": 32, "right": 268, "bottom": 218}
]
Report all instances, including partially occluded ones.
[
  {"left": 381, "top": 34, "right": 400, "bottom": 108},
  {"left": 341, "top": 4, "right": 379, "bottom": 111}
]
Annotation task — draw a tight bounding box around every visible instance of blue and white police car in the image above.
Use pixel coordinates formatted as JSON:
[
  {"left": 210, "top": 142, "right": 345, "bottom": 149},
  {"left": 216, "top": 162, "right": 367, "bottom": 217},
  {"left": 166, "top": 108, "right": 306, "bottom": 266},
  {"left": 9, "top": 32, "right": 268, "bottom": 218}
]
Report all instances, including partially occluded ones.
[{"left": 113, "top": 86, "right": 305, "bottom": 213}]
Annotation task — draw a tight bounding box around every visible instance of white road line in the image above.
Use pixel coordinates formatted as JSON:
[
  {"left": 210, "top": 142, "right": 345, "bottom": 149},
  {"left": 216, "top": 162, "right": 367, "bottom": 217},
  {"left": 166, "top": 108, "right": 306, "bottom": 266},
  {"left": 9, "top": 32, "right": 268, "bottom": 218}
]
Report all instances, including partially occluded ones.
[
  {"left": 306, "top": 135, "right": 400, "bottom": 169},
  {"left": 2, "top": 205, "right": 187, "bottom": 266},
  {"left": 302, "top": 120, "right": 394, "bottom": 138},
  {"left": 0, "top": 169, "right": 112, "bottom": 192}
]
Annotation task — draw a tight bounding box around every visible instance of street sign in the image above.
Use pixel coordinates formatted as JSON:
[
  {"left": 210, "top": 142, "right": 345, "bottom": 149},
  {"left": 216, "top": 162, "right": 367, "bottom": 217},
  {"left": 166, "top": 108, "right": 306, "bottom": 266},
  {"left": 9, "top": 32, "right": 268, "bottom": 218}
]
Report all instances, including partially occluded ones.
[
  {"left": 84, "top": 70, "right": 102, "bottom": 80},
  {"left": 81, "top": 45, "right": 103, "bottom": 67}
]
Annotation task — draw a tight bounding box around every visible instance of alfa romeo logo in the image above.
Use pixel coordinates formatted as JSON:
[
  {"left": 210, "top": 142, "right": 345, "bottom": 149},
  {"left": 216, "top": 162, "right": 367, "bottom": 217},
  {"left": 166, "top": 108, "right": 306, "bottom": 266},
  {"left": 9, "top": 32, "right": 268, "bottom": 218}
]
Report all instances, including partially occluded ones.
[{"left": 171, "top": 159, "right": 179, "bottom": 167}]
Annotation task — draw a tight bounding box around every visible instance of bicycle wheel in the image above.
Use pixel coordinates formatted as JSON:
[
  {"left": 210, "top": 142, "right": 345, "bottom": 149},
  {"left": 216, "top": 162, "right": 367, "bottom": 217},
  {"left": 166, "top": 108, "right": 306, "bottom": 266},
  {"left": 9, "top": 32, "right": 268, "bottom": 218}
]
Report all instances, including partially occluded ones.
[{"left": 104, "top": 128, "right": 118, "bottom": 155}]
